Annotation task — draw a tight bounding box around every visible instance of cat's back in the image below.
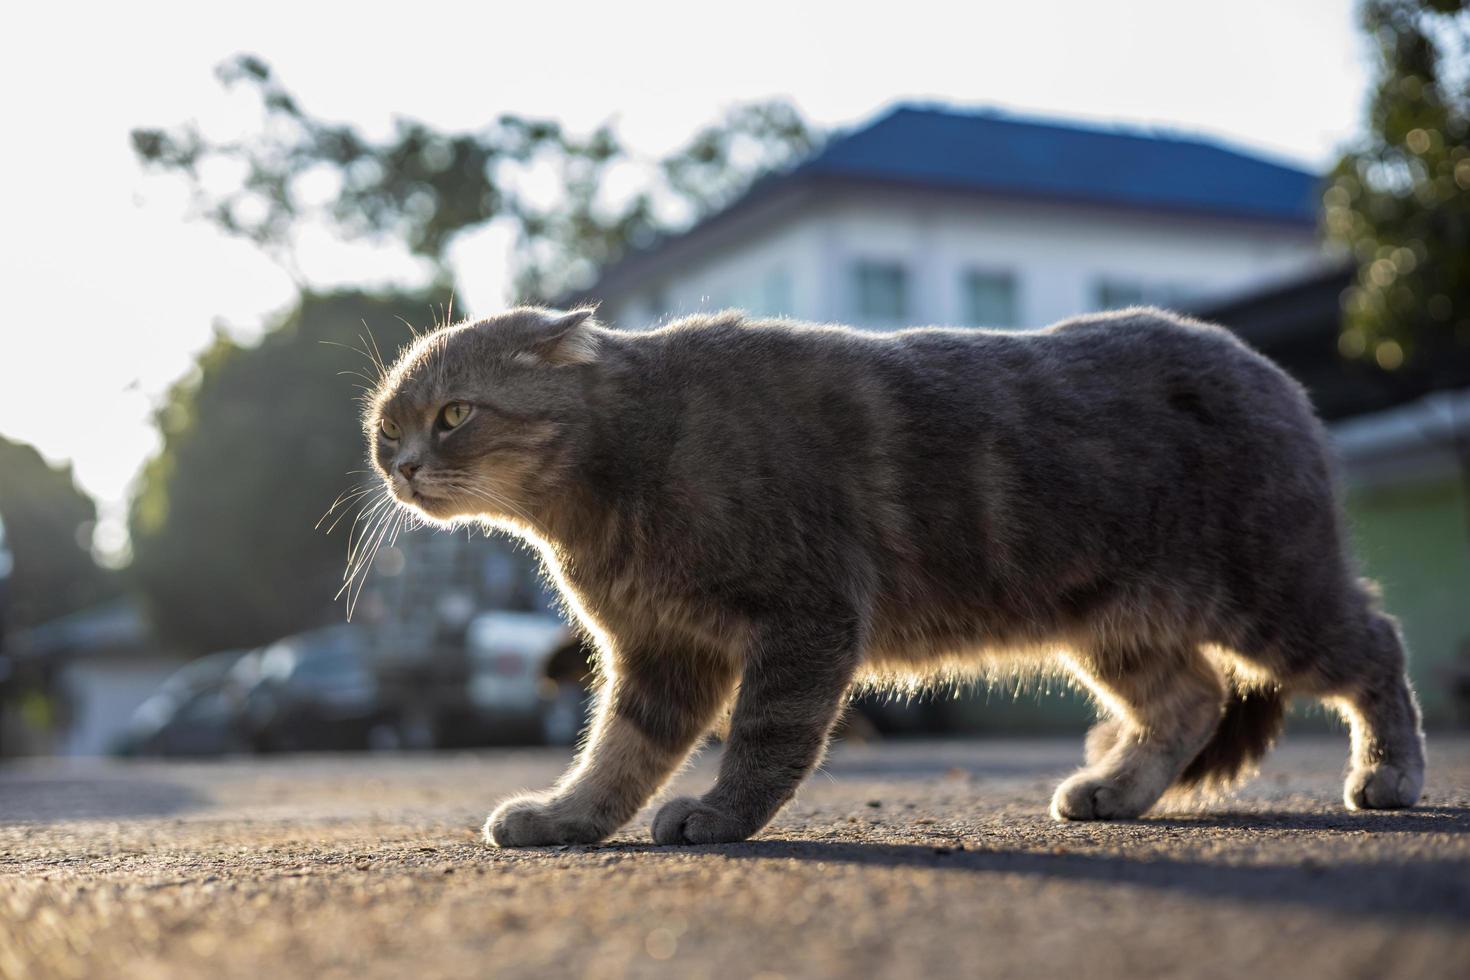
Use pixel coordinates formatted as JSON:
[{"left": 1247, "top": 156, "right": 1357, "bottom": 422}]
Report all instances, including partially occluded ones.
[
  {"left": 1029, "top": 306, "right": 1323, "bottom": 449},
  {"left": 626, "top": 309, "right": 1331, "bottom": 536},
  {"left": 628, "top": 307, "right": 1310, "bottom": 436},
  {"left": 596, "top": 308, "right": 1332, "bottom": 626}
]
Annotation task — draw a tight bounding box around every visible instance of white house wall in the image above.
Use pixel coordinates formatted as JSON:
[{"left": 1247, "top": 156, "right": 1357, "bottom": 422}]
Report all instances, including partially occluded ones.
[
  {"left": 607, "top": 215, "right": 830, "bottom": 329},
  {"left": 60, "top": 658, "right": 183, "bottom": 756},
  {"left": 600, "top": 188, "right": 1324, "bottom": 332}
]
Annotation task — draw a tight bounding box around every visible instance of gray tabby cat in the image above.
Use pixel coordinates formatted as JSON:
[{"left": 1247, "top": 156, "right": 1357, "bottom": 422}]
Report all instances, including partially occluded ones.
[{"left": 364, "top": 306, "right": 1425, "bottom": 846}]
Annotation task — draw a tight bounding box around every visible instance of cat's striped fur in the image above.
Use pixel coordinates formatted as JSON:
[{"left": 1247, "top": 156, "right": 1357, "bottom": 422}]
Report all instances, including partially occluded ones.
[{"left": 365, "top": 306, "right": 1425, "bottom": 846}]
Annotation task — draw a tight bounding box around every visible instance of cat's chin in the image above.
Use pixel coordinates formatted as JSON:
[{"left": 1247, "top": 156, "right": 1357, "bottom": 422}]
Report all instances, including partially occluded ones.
[
  {"left": 393, "top": 488, "right": 463, "bottom": 523},
  {"left": 399, "top": 502, "right": 471, "bottom": 530}
]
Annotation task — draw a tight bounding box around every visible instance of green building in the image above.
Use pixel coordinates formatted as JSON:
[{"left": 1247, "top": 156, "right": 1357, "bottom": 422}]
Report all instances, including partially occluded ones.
[{"left": 1207, "top": 265, "right": 1470, "bottom": 729}]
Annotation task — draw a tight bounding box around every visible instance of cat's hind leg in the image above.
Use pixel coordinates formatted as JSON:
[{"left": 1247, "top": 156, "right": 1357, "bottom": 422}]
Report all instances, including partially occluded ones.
[
  {"left": 486, "top": 641, "right": 737, "bottom": 846},
  {"left": 1052, "top": 645, "right": 1225, "bottom": 821},
  {"left": 1324, "top": 610, "right": 1425, "bottom": 810},
  {"left": 1230, "top": 590, "right": 1424, "bottom": 811}
]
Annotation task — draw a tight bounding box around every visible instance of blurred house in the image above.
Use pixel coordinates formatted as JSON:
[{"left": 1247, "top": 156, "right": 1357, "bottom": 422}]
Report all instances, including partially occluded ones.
[
  {"left": 13, "top": 597, "right": 186, "bottom": 755},
  {"left": 571, "top": 104, "right": 1327, "bottom": 330},
  {"left": 564, "top": 103, "right": 1470, "bottom": 727},
  {"left": 1199, "top": 267, "right": 1470, "bottom": 726},
  {"left": 375, "top": 103, "right": 1468, "bottom": 731}
]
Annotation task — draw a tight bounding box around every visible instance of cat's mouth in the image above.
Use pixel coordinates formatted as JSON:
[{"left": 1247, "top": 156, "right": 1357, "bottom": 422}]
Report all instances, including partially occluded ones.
[
  {"left": 406, "top": 485, "right": 445, "bottom": 508},
  {"left": 395, "top": 482, "right": 461, "bottom": 520},
  {"left": 388, "top": 477, "right": 439, "bottom": 508}
]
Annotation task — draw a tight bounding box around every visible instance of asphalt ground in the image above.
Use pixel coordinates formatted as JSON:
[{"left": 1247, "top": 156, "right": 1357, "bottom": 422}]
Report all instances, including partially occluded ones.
[{"left": 1, "top": 734, "right": 1467, "bottom": 979}]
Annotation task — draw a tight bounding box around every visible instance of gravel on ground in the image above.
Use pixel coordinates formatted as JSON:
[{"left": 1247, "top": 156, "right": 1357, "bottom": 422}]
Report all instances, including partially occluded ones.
[{"left": 1, "top": 734, "right": 1467, "bottom": 979}]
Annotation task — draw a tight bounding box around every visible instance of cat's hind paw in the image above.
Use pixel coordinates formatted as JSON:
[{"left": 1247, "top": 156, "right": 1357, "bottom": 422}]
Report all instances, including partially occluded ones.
[
  {"left": 484, "top": 794, "right": 607, "bottom": 847},
  {"left": 651, "top": 796, "right": 755, "bottom": 845}
]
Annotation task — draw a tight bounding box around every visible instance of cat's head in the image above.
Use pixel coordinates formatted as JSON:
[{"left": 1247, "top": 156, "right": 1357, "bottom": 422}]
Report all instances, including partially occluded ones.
[{"left": 365, "top": 307, "right": 601, "bottom": 526}]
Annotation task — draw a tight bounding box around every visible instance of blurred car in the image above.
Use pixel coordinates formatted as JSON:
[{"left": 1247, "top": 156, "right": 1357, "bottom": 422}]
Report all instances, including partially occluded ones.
[
  {"left": 466, "top": 611, "right": 588, "bottom": 744},
  {"left": 240, "top": 625, "right": 398, "bottom": 752},
  {"left": 0, "top": 512, "right": 11, "bottom": 652},
  {"left": 118, "top": 649, "right": 254, "bottom": 756},
  {"left": 0, "top": 516, "right": 14, "bottom": 753}
]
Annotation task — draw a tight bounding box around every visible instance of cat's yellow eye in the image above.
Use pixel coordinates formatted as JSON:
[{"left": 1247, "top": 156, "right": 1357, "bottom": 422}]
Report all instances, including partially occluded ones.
[
  {"left": 379, "top": 417, "right": 401, "bottom": 441},
  {"left": 440, "top": 402, "right": 472, "bottom": 430}
]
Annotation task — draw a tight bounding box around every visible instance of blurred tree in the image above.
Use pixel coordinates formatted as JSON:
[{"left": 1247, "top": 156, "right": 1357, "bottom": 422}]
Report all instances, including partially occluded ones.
[
  {"left": 128, "top": 289, "right": 431, "bottom": 652},
  {"left": 1327, "top": 0, "right": 1470, "bottom": 548},
  {"left": 1327, "top": 0, "right": 1469, "bottom": 372},
  {"left": 125, "top": 58, "right": 819, "bottom": 651},
  {"left": 132, "top": 55, "right": 818, "bottom": 303},
  {"left": 0, "top": 436, "right": 113, "bottom": 630}
]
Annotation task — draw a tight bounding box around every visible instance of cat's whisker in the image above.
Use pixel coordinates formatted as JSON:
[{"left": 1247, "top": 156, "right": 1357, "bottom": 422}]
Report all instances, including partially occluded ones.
[
  {"left": 335, "top": 370, "right": 377, "bottom": 393},
  {"left": 349, "top": 500, "right": 397, "bottom": 572},
  {"left": 337, "top": 503, "right": 398, "bottom": 611},
  {"left": 393, "top": 315, "right": 424, "bottom": 342},
  {"left": 386, "top": 510, "right": 409, "bottom": 548},
  {"left": 319, "top": 339, "right": 387, "bottom": 387},
  {"left": 321, "top": 487, "right": 383, "bottom": 535},
  {"left": 341, "top": 497, "right": 395, "bottom": 581},
  {"left": 445, "top": 480, "right": 539, "bottom": 528},
  {"left": 354, "top": 508, "right": 407, "bottom": 615},
  {"left": 317, "top": 482, "right": 378, "bottom": 528},
  {"left": 341, "top": 498, "right": 385, "bottom": 556},
  {"left": 344, "top": 489, "right": 392, "bottom": 535},
  {"left": 343, "top": 511, "right": 395, "bottom": 618},
  {"left": 358, "top": 323, "right": 388, "bottom": 383},
  {"left": 320, "top": 484, "right": 369, "bottom": 519}
]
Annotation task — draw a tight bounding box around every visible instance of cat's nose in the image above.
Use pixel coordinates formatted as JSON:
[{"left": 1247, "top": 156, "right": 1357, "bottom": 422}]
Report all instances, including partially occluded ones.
[{"left": 398, "top": 462, "right": 420, "bottom": 480}]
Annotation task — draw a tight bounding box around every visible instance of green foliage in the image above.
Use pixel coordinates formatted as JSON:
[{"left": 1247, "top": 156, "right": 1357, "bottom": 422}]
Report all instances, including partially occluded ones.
[
  {"left": 132, "top": 55, "right": 819, "bottom": 303},
  {"left": 661, "top": 101, "right": 818, "bottom": 211},
  {"left": 0, "top": 436, "right": 112, "bottom": 630},
  {"left": 127, "top": 289, "right": 433, "bottom": 652},
  {"left": 124, "top": 59, "right": 820, "bottom": 650},
  {"left": 1327, "top": 0, "right": 1470, "bottom": 373}
]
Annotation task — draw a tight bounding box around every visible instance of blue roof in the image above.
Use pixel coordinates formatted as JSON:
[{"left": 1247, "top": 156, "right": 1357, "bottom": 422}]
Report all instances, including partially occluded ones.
[
  {"left": 569, "top": 104, "right": 1321, "bottom": 303},
  {"left": 792, "top": 104, "right": 1319, "bottom": 224}
]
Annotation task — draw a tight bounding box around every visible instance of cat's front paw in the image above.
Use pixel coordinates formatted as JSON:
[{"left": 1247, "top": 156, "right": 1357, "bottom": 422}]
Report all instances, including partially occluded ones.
[
  {"left": 1050, "top": 772, "right": 1150, "bottom": 821},
  {"left": 651, "top": 796, "right": 756, "bottom": 845},
  {"left": 1345, "top": 763, "right": 1422, "bottom": 810},
  {"left": 484, "top": 794, "right": 608, "bottom": 847}
]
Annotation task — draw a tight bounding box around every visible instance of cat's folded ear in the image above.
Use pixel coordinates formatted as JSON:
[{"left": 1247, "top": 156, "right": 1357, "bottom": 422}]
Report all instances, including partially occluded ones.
[{"left": 529, "top": 308, "right": 601, "bottom": 366}]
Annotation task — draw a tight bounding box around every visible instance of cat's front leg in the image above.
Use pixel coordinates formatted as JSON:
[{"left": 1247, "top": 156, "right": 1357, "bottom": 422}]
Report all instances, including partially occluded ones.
[
  {"left": 653, "top": 614, "right": 860, "bottom": 845},
  {"left": 486, "top": 644, "right": 736, "bottom": 847}
]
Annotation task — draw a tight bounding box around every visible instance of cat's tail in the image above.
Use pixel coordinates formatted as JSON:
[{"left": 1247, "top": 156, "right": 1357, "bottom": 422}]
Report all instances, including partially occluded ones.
[{"left": 1173, "top": 687, "right": 1287, "bottom": 792}]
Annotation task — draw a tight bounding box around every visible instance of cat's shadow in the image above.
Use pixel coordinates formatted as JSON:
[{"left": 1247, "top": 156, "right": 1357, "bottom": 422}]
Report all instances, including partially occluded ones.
[
  {"left": 590, "top": 806, "right": 1470, "bottom": 923},
  {"left": 1142, "top": 804, "right": 1470, "bottom": 834},
  {"left": 0, "top": 775, "right": 205, "bottom": 823}
]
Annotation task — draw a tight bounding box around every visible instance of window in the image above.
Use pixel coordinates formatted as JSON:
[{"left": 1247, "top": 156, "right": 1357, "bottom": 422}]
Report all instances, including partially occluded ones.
[
  {"left": 852, "top": 260, "right": 909, "bottom": 326},
  {"left": 1094, "top": 279, "right": 1148, "bottom": 311},
  {"left": 760, "top": 268, "right": 793, "bottom": 317},
  {"left": 638, "top": 288, "right": 670, "bottom": 328},
  {"left": 1093, "top": 279, "right": 1200, "bottom": 312},
  {"left": 962, "top": 270, "right": 1018, "bottom": 327}
]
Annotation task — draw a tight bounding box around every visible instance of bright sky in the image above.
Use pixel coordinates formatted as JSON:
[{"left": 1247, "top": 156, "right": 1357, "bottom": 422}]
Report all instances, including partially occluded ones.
[{"left": 0, "top": 0, "right": 1370, "bottom": 561}]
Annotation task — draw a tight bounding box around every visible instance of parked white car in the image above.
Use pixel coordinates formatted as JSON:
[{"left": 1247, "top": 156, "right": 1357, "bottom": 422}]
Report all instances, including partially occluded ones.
[
  {"left": 0, "top": 514, "right": 12, "bottom": 681},
  {"left": 0, "top": 514, "right": 12, "bottom": 624},
  {"left": 466, "top": 611, "right": 583, "bottom": 743}
]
